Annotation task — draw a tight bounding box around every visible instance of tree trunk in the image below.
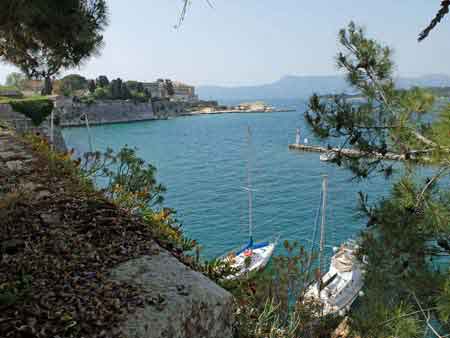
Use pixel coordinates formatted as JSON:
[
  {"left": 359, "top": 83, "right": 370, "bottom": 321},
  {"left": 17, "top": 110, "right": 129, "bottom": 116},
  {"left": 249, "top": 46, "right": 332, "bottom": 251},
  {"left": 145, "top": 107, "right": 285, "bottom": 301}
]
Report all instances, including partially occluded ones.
[{"left": 41, "top": 76, "right": 53, "bottom": 96}]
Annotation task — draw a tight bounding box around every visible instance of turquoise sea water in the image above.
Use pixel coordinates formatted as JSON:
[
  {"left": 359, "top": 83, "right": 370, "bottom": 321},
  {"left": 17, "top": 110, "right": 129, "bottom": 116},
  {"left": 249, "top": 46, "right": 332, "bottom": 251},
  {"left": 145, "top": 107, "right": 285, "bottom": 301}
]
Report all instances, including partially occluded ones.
[{"left": 63, "top": 101, "right": 395, "bottom": 260}]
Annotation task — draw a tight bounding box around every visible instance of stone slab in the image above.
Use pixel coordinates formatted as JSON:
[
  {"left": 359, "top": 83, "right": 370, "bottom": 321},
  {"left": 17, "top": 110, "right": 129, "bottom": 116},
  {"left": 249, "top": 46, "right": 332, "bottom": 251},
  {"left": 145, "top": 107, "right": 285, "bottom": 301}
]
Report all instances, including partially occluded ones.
[{"left": 110, "top": 248, "right": 233, "bottom": 338}]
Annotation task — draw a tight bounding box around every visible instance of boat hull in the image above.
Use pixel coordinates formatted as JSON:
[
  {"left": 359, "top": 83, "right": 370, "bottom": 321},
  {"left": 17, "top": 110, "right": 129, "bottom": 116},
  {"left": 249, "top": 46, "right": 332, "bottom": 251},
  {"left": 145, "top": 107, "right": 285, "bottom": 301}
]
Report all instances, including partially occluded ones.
[
  {"left": 223, "top": 242, "right": 275, "bottom": 280},
  {"left": 304, "top": 241, "right": 364, "bottom": 316}
]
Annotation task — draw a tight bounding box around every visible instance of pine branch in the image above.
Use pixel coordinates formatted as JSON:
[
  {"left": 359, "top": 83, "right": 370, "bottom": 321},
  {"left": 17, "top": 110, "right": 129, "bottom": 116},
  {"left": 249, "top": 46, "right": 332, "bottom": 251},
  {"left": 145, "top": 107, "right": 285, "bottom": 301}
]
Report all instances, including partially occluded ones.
[
  {"left": 412, "top": 130, "right": 437, "bottom": 147},
  {"left": 419, "top": 0, "right": 450, "bottom": 41},
  {"left": 375, "top": 307, "right": 439, "bottom": 329},
  {"left": 175, "top": 0, "right": 214, "bottom": 29},
  {"left": 415, "top": 166, "right": 450, "bottom": 209},
  {"left": 174, "top": 0, "right": 190, "bottom": 29},
  {"left": 412, "top": 292, "right": 443, "bottom": 338}
]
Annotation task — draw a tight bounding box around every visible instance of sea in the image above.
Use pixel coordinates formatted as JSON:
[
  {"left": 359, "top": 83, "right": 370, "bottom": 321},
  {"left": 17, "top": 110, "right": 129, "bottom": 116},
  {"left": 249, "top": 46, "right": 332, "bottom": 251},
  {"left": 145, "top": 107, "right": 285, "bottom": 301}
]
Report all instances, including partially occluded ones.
[{"left": 62, "top": 99, "right": 399, "bottom": 260}]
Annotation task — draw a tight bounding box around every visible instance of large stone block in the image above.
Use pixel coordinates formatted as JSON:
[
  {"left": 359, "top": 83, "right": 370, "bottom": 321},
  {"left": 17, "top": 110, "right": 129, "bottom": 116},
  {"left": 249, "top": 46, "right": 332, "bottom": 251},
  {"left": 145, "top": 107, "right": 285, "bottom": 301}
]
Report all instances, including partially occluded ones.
[{"left": 110, "top": 246, "right": 233, "bottom": 338}]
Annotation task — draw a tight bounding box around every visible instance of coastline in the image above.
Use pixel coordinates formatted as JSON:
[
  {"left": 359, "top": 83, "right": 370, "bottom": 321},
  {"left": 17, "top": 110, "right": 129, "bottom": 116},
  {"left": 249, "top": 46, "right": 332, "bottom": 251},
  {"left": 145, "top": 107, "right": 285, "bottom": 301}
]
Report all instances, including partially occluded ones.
[
  {"left": 180, "top": 108, "right": 296, "bottom": 117},
  {"left": 59, "top": 107, "right": 297, "bottom": 127}
]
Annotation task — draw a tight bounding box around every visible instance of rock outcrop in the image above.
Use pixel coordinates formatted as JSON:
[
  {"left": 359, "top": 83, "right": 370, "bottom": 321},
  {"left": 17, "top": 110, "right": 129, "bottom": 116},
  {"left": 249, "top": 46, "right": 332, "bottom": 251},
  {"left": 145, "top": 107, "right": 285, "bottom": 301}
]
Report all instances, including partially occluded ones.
[{"left": 111, "top": 249, "right": 233, "bottom": 338}]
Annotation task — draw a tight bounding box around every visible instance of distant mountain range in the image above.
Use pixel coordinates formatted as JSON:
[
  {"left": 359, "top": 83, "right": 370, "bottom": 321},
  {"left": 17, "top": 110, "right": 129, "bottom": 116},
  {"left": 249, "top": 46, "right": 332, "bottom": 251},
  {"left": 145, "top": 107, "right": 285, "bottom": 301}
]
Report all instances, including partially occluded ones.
[{"left": 197, "top": 74, "right": 450, "bottom": 101}]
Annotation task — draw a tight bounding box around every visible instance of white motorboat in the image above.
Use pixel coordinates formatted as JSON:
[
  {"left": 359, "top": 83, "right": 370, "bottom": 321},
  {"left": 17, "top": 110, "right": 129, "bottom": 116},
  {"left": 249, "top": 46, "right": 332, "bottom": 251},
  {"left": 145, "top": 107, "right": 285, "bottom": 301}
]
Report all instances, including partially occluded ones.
[
  {"left": 304, "top": 240, "right": 364, "bottom": 316},
  {"left": 304, "top": 175, "right": 365, "bottom": 316}
]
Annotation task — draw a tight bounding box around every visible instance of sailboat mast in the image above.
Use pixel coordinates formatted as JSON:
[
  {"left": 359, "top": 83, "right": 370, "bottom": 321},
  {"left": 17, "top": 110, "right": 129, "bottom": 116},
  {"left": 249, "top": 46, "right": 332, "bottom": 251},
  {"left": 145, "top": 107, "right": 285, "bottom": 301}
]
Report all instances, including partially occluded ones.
[
  {"left": 318, "top": 174, "right": 328, "bottom": 276},
  {"left": 247, "top": 126, "right": 253, "bottom": 244}
]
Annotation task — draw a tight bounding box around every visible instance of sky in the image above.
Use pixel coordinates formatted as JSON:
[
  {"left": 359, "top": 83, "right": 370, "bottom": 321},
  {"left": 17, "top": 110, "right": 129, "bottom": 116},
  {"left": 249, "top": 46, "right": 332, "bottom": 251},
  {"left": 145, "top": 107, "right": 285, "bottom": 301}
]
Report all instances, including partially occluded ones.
[{"left": 1, "top": 0, "right": 449, "bottom": 86}]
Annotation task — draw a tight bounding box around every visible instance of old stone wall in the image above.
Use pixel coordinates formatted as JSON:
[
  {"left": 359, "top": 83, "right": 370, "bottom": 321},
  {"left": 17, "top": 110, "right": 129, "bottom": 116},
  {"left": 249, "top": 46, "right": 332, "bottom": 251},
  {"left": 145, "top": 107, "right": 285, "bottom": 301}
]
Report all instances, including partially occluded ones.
[
  {"left": 57, "top": 98, "right": 157, "bottom": 126},
  {"left": 152, "top": 99, "right": 186, "bottom": 118}
]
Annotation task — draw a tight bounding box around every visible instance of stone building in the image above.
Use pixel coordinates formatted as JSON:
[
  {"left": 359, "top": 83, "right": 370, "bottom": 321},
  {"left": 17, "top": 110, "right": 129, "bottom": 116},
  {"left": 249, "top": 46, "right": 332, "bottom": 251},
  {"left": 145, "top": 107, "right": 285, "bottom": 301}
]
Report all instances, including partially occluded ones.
[
  {"left": 172, "top": 81, "right": 198, "bottom": 102},
  {"left": 22, "top": 79, "right": 45, "bottom": 96},
  {"left": 143, "top": 80, "right": 198, "bottom": 103},
  {"left": 142, "top": 79, "right": 168, "bottom": 99}
]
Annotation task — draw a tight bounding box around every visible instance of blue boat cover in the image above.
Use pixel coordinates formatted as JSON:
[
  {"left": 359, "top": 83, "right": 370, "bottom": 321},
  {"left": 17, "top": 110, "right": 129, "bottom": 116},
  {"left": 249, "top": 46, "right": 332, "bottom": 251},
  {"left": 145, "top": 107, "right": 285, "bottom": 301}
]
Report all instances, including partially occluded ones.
[{"left": 236, "top": 237, "right": 270, "bottom": 255}]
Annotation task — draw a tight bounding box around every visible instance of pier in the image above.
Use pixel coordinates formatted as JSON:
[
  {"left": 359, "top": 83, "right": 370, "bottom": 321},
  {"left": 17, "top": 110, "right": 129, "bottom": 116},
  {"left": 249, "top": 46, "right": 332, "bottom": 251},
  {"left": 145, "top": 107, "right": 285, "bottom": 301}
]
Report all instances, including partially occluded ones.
[{"left": 288, "top": 143, "right": 406, "bottom": 161}]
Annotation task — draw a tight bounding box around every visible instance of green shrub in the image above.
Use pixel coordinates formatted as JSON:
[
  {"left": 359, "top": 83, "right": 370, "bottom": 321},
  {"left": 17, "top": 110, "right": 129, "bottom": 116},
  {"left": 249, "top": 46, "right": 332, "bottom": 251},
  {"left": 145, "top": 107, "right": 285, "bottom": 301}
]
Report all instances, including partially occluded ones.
[
  {"left": 10, "top": 98, "right": 54, "bottom": 126},
  {"left": 132, "top": 92, "right": 149, "bottom": 103},
  {"left": 80, "top": 95, "right": 96, "bottom": 105},
  {"left": 93, "top": 87, "right": 109, "bottom": 99},
  {"left": 0, "top": 85, "right": 19, "bottom": 91},
  {"left": 0, "top": 96, "right": 12, "bottom": 103}
]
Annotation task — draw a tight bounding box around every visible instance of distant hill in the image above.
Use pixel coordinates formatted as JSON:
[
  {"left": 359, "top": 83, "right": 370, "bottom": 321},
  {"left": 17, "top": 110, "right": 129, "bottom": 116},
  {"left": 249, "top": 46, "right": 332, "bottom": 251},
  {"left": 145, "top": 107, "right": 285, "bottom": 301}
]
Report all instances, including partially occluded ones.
[
  {"left": 197, "top": 74, "right": 450, "bottom": 101},
  {"left": 396, "top": 74, "right": 450, "bottom": 88},
  {"left": 424, "top": 86, "right": 450, "bottom": 98}
]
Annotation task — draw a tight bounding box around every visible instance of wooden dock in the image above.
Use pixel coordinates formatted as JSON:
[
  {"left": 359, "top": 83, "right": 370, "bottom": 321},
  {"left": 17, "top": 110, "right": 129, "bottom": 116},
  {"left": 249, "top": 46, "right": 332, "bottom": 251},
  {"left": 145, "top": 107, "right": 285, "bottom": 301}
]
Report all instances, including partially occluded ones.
[{"left": 288, "top": 143, "right": 406, "bottom": 161}]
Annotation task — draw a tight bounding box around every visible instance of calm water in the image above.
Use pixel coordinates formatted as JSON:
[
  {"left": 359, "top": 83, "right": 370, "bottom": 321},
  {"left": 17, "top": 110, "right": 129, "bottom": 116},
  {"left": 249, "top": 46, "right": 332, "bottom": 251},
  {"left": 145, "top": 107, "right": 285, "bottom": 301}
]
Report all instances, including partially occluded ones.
[{"left": 63, "top": 101, "right": 395, "bottom": 259}]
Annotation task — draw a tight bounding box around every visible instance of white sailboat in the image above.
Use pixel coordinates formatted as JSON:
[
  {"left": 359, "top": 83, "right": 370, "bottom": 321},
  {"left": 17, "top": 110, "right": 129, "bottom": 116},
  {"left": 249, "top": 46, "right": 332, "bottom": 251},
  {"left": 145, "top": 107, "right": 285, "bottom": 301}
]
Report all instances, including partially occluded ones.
[
  {"left": 221, "top": 127, "right": 277, "bottom": 280},
  {"left": 304, "top": 175, "right": 365, "bottom": 316}
]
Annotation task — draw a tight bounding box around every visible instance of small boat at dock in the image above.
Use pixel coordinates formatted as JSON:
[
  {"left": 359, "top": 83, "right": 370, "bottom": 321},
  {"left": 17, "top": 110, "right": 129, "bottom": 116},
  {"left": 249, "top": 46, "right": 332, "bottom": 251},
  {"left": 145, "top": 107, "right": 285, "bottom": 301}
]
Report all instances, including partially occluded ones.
[{"left": 320, "top": 151, "right": 337, "bottom": 162}]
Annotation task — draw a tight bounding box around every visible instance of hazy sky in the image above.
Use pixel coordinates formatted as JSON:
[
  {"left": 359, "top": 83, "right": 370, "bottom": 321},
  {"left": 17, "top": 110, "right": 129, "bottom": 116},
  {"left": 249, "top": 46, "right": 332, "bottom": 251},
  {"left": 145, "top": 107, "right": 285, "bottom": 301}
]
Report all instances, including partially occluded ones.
[{"left": 1, "top": 0, "right": 449, "bottom": 86}]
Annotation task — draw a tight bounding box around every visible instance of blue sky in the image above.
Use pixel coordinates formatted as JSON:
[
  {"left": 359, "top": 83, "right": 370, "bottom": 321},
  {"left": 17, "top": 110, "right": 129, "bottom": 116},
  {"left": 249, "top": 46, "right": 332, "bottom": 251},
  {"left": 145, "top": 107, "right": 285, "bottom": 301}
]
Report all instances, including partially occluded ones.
[{"left": 1, "top": 0, "right": 449, "bottom": 86}]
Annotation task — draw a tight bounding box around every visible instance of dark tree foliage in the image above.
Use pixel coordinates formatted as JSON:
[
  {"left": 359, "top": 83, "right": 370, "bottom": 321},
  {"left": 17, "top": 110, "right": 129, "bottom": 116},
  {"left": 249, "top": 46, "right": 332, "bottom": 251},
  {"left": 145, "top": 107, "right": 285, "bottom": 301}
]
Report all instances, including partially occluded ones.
[
  {"left": 305, "top": 22, "right": 450, "bottom": 337},
  {"left": 96, "top": 75, "right": 109, "bottom": 88},
  {"left": 109, "top": 78, "right": 132, "bottom": 100},
  {"left": 10, "top": 98, "right": 54, "bottom": 126},
  {"left": 124, "top": 81, "right": 144, "bottom": 94},
  {"left": 60, "top": 74, "right": 88, "bottom": 94},
  {"left": 419, "top": 0, "right": 450, "bottom": 41},
  {"left": 165, "top": 79, "right": 175, "bottom": 96},
  {"left": 144, "top": 88, "right": 152, "bottom": 100},
  {"left": 88, "top": 79, "right": 96, "bottom": 94},
  {"left": 136, "top": 82, "right": 144, "bottom": 93},
  {"left": 121, "top": 83, "right": 131, "bottom": 99},
  {"left": 0, "top": 0, "right": 108, "bottom": 94},
  {"left": 110, "top": 78, "right": 122, "bottom": 99},
  {"left": 125, "top": 81, "right": 139, "bottom": 91}
]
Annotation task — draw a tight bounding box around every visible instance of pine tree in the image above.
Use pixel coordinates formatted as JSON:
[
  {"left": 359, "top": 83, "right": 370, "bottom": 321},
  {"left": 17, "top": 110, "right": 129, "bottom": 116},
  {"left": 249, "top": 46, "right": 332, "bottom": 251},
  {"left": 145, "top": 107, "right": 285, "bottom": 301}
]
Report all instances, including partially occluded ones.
[
  {"left": 305, "top": 22, "right": 450, "bottom": 337},
  {"left": 96, "top": 75, "right": 109, "bottom": 88},
  {"left": 88, "top": 80, "right": 96, "bottom": 94}
]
